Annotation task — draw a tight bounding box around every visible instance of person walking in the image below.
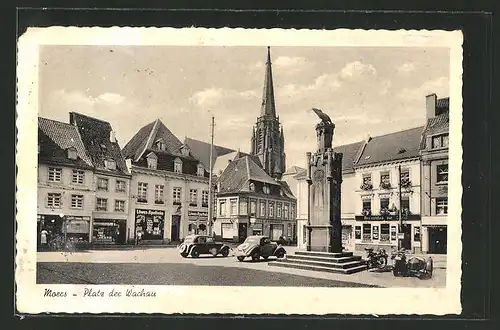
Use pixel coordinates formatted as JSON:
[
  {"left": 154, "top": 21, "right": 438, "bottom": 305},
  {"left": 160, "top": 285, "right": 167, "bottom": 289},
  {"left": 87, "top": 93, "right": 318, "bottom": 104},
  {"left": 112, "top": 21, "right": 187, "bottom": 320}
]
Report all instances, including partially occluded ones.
[{"left": 40, "top": 228, "right": 48, "bottom": 251}]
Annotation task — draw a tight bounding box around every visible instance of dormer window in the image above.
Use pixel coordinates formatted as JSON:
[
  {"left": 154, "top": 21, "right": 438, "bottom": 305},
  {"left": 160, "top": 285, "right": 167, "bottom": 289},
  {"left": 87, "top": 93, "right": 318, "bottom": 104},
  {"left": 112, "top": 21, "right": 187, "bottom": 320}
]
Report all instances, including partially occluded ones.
[
  {"left": 146, "top": 152, "right": 158, "bottom": 170},
  {"left": 197, "top": 163, "right": 204, "bottom": 177},
  {"left": 67, "top": 147, "right": 77, "bottom": 160},
  {"left": 104, "top": 159, "right": 116, "bottom": 170},
  {"left": 155, "top": 139, "right": 165, "bottom": 151},
  {"left": 249, "top": 182, "right": 255, "bottom": 192},
  {"left": 180, "top": 145, "right": 190, "bottom": 156},
  {"left": 174, "top": 158, "right": 183, "bottom": 173},
  {"left": 263, "top": 185, "right": 270, "bottom": 195}
]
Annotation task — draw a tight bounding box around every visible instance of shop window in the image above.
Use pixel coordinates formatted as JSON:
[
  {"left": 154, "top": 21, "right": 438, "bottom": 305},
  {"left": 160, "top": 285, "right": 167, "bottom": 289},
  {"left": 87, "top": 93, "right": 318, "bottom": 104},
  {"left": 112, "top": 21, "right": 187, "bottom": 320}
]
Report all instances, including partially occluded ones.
[
  {"left": 93, "top": 221, "right": 122, "bottom": 244},
  {"left": 436, "top": 164, "right": 448, "bottom": 183},
  {"left": 174, "top": 158, "right": 182, "bottom": 173},
  {"left": 436, "top": 198, "right": 448, "bottom": 215},
  {"left": 268, "top": 202, "right": 274, "bottom": 217},
  {"left": 47, "top": 193, "right": 61, "bottom": 208},
  {"left": 355, "top": 226, "right": 361, "bottom": 239},
  {"left": 155, "top": 185, "right": 164, "bottom": 204},
  {"left": 283, "top": 204, "right": 289, "bottom": 219},
  {"left": 173, "top": 187, "right": 182, "bottom": 205},
  {"left": 250, "top": 200, "right": 257, "bottom": 216},
  {"left": 432, "top": 133, "right": 449, "bottom": 149},
  {"left": 219, "top": 200, "right": 226, "bottom": 216},
  {"left": 115, "top": 200, "right": 125, "bottom": 212},
  {"left": 372, "top": 225, "right": 379, "bottom": 240},
  {"left": 362, "top": 199, "right": 372, "bottom": 215},
  {"left": 380, "top": 224, "right": 390, "bottom": 241},
  {"left": 230, "top": 199, "right": 237, "bottom": 215},
  {"left": 239, "top": 198, "right": 248, "bottom": 215},
  {"left": 414, "top": 226, "right": 421, "bottom": 242},
  {"left": 202, "top": 190, "right": 209, "bottom": 207},
  {"left": 276, "top": 202, "right": 282, "bottom": 218},
  {"left": 48, "top": 167, "right": 62, "bottom": 182},
  {"left": 260, "top": 201, "right": 266, "bottom": 217},
  {"left": 105, "top": 159, "right": 116, "bottom": 170},
  {"left": 96, "top": 198, "right": 108, "bottom": 211},
  {"left": 379, "top": 172, "right": 391, "bottom": 189},
  {"left": 135, "top": 211, "right": 165, "bottom": 240},
  {"left": 137, "top": 182, "right": 148, "bottom": 203},
  {"left": 362, "top": 224, "right": 371, "bottom": 241},
  {"left": 72, "top": 169, "right": 84, "bottom": 184},
  {"left": 287, "top": 223, "right": 292, "bottom": 237},
  {"left": 189, "top": 189, "right": 198, "bottom": 206},
  {"left": 380, "top": 198, "right": 390, "bottom": 215},
  {"left": 71, "top": 194, "right": 83, "bottom": 209},
  {"left": 390, "top": 226, "right": 397, "bottom": 240},
  {"left": 116, "top": 180, "right": 126, "bottom": 192},
  {"left": 97, "top": 178, "right": 109, "bottom": 191},
  {"left": 197, "top": 164, "right": 205, "bottom": 177}
]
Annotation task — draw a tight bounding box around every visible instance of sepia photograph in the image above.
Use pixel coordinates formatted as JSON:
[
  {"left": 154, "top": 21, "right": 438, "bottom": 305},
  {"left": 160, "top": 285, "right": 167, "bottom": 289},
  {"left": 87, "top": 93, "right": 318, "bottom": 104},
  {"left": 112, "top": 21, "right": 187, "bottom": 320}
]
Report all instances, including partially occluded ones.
[{"left": 16, "top": 27, "right": 463, "bottom": 314}]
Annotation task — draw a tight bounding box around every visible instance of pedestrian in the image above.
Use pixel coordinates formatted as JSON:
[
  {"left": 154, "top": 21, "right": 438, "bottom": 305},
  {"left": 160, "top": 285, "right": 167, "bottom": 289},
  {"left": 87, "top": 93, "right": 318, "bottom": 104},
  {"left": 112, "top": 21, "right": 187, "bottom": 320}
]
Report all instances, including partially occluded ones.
[{"left": 40, "top": 228, "right": 48, "bottom": 250}]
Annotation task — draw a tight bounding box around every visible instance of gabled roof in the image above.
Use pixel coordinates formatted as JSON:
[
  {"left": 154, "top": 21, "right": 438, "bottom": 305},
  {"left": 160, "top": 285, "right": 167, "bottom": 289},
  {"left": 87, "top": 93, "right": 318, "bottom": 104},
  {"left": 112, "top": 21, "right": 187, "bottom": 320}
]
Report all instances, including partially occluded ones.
[
  {"left": 332, "top": 141, "right": 364, "bottom": 172},
  {"left": 38, "top": 117, "right": 93, "bottom": 168},
  {"left": 283, "top": 165, "right": 306, "bottom": 176},
  {"left": 354, "top": 126, "right": 424, "bottom": 167},
  {"left": 278, "top": 181, "right": 296, "bottom": 199},
  {"left": 420, "top": 111, "right": 449, "bottom": 149},
  {"left": 69, "top": 112, "right": 129, "bottom": 175},
  {"left": 184, "top": 137, "right": 235, "bottom": 170},
  {"left": 133, "top": 149, "right": 208, "bottom": 177},
  {"left": 122, "top": 119, "right": 184, "bottom": 161}
]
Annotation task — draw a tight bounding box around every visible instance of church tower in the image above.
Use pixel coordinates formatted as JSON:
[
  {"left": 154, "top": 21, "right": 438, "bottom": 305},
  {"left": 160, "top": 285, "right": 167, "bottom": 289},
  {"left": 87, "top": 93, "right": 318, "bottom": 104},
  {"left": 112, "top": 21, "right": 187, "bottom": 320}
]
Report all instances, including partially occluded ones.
[{"left": 250, "top": 47, "right": 286, "bottom": 179}]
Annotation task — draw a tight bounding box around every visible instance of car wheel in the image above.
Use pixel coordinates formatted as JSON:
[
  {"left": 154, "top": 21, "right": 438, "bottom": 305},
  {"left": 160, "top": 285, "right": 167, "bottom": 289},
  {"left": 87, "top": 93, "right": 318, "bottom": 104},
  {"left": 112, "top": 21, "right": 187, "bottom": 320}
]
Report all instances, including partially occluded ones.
[
  {"left": 251, "top": 250, "right": 260, "bottom": 261},
  {"left": 263, "top": 256, "right": 269, "bottom": 260},
  {"left": 237, "top": 256, "right": 245, "bottom": 262},
  {"left": 377, "top": 256, "right": 388, "bottom": 269},
  {"left": 221, "top": 248, "right": 229, "bottom": 257},
  {"left": 180, "top": 252, "right": 188, "bottom": 258},
  {"left": 276, "top": 250, "right": 285, "bottom": 259},
  {"left": 191, "top": 248, "right": 200, "bottom": 258}
]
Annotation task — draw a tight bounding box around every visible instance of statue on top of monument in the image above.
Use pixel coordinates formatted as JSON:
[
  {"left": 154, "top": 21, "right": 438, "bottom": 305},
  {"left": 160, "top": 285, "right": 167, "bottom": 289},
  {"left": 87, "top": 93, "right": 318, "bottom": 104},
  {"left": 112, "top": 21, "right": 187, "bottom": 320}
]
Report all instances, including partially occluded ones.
[{"left": 311, "top": 108, "right": 333, "bottom": 125}]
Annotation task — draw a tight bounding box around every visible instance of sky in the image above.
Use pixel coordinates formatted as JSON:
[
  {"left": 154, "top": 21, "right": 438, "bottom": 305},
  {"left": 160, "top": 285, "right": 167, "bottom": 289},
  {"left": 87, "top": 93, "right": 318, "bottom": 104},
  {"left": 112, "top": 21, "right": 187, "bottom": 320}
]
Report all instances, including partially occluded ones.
[{"left": 39, "top": 45, "right": 449, "bottom": 168}]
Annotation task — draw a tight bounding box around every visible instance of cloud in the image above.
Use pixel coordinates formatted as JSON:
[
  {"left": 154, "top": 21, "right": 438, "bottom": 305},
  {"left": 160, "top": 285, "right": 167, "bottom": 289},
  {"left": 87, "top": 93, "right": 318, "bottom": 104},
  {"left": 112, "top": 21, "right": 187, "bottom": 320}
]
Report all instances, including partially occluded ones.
[
  {"left": 339, "top": 61, "right": 377, "bottom": 80},
  {"left": 97, "top": 92, "right": 125, "bottom": 104},
  {"left": 189, "top": 87, "right": 259, "bottom": 107},
  {"left": 397, "top": 62, "right": 416, "bottom": 75},
  {"left": 397, "top": 76, "right": 449, "bottom": 101},
  {"left": 274, "top": 56, "right": 312, "bottom": 73}
]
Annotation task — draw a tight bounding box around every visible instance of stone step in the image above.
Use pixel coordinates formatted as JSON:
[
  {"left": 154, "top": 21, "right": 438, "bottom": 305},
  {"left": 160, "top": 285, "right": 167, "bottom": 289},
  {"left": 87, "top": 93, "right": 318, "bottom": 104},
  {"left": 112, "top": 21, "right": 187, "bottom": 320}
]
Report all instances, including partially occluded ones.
[
  {"left": 287, "top": 254, "right": 363, "bottom": 264},
  {"left": 295, "top": 251, "right": 354, "bottom": 258},
  {"left": 277, "top": 257, "right": 366, "bottom": 270},
  {"left": 268, "top": 261, "right": 367, "bottom": 275}
]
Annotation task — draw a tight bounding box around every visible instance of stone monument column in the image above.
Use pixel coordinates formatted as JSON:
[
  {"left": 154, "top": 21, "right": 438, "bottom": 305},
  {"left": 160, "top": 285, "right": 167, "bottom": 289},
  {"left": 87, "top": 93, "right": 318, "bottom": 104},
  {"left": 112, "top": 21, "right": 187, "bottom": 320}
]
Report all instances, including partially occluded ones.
[{"left": 306, "top": 109, "right": 343, "bottom": 253}]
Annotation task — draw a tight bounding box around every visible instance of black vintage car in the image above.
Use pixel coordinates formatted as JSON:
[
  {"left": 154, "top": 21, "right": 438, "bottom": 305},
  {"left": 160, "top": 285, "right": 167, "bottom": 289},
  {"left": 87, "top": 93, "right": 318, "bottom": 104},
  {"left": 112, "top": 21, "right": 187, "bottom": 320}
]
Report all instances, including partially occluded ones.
[
  {"left": 178, "top": 235, "right": 231, "bottom": 258},
  {"left": 234, "top": 235, "right": 286, "bottom": 262}
]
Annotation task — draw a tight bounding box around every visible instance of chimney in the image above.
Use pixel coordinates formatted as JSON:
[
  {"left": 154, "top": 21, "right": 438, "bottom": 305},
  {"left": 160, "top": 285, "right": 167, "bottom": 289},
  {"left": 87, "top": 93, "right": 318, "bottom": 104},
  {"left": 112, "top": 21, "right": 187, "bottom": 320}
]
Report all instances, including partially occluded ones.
[
  {"left": 110, "top": 130, "right": 116, "bottom": 143},
  {"left": 426, "top": 93, "right": 437, "bottom": 119},
  {"left": 365, "top": 133, "right": 371, "bottom": 143}
]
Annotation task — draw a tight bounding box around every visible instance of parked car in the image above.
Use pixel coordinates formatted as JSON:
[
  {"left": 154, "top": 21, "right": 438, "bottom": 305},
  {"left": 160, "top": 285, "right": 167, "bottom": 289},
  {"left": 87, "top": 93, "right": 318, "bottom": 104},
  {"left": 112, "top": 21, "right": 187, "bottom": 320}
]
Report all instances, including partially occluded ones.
[
  {"left": 276, "top": 235, "right": 293, "bottom": 246},
  {"left": 235, "top": 235, "right": 286, "bottom": 262},
  {"left": 178, "top": 235, "right": 231, "bottom": 258}
]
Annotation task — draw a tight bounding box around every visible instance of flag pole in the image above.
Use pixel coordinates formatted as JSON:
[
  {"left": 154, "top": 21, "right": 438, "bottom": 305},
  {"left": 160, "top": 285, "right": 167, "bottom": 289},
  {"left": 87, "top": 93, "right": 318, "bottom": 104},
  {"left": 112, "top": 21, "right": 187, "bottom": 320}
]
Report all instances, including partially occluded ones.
[{"left": 208, "top": 116, "right": 215, "bottom": 236}]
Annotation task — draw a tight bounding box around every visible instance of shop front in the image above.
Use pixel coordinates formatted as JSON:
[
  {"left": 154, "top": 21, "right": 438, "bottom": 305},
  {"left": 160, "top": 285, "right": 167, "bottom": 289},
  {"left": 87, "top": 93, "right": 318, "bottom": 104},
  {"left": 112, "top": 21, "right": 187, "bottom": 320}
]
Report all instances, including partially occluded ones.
[
  {"left": 188, "top": 210, "right": 209, "bottom": 235},
  {"left": 37, "top": 214, "right": 91, "bottom": 249},
  {"left": 92, "top": 219, "right": 127, "bottom": 244},
  {"left": 135, "top": 209, "right": 165, "bottom": 243}
]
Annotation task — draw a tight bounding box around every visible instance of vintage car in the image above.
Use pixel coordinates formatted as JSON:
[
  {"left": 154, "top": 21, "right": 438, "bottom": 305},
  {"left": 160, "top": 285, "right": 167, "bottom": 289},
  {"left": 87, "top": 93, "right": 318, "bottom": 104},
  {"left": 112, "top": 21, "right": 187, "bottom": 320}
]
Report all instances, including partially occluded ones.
[
  {"left": 178, "top": 235, "right": 231, "bottom": 258},
  {"left": 234, "top": 235, "right": 286, "bottom": 262}
]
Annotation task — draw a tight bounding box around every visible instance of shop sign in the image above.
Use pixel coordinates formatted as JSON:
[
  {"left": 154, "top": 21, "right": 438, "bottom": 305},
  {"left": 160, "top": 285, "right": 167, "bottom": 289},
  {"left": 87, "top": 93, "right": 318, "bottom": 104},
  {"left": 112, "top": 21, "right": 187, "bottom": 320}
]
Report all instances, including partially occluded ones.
[
  {"left": 188, "top": 211, "right": 208, "bottom": 217},
  {"left": 355, "top": 214, "right": 421, "bottom": 221},
  {"left": 136, "top": 209, "right": 165, "bottom": 217}
]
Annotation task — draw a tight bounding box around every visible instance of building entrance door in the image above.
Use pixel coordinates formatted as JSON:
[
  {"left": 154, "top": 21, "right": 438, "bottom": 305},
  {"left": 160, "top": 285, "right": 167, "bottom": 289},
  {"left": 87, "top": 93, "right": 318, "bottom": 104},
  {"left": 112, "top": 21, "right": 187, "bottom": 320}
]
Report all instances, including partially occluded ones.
[
  {"left": 171, "top": 215, "right": 180, "bottom": 242},
  {"left": 429, "top": 227, "right": 447, "bottom": 254},
  {"left": 401, "top": 224, "right": 412, "bottom": 250}
]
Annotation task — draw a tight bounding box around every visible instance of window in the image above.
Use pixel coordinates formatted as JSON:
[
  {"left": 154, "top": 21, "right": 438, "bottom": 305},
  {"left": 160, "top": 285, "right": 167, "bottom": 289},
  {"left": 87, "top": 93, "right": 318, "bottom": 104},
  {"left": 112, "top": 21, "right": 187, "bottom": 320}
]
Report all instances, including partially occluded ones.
[
  {"left": 401, "top": 197, "right": 410, "bottom": 216},
  {"left": 362, "top": 199, "right": 372, "bottom": 215},
  {"left": 436, "top": 164, "right": 448, "bottom": 183},
  {"left": 230, "top": 199, "right": 237, "bottom": 215},
  {"left": 263, "top": 185, "right": 270, "bottom": 194},
  {"left": 105, "top": 159, "right": 116, "bottom": 170},
  {"left": 197, "top": 164, "right": 204, "bottom": 177},
  {"left": 355, "top": 226, "right": 361, "bottom": 239},
  {"left": 173, "top": 187, "right": 182, "bottom": 205},
  {"left": 67, "top": 148, "right": 77, "bottom": 160},
  {"left": 116, "top": 180, "right": 126, "bottom": 192},
  {"left": 414, "top": 226, "right": 421, "bottom": 242},
  {"left": 115, "top": 200, "right": 125, "bottom": 212},
  {"left": 96, "top": 198, "right": 108, "bottom": 211},
  {"left": 47, "top": 193, "right": 62, "bottom": 208},
  {"left": 249, "top": 182, "right": 255, "bottom": 191},
  {"left": 189, "top": 189, "right": 198, "bottom": 206},
  {"left": 372, "top": 225, "right": 379, "bottom": 240},
  {"left": 380, "top": 198, "right": 390, "bottom": 214},
  {"left": 72, "top": 169, "right": 84, "bottom": 184},
  {"left": 71, "top": 194, "right": 83, "bottom": 209},
  {"left": 362, "top": 224, "right": 371, "bottom": 241},
  {"left": 400, "top": 169, "right": 411, "bottom": 187},
  {"left": 155, "top": 185, "right": 164, "bottom": 204},
  {"left": 290, "top": 204, "right": 295, "bottom": 219},
  {"left": 147, "top": 157, "right": 157, "bottom": 170},
  {"left": 156, "top": 140, "right": 165, "bottom": 151},
  {"left": 48, "top": 167, "right": 62, "bottom": 182},
  {"left": 268, "top": 202, "right": 274, "bottom": 217},
  {"left": 432, "top": 133, "right": 449, "bottom": 149},
  {"left": 174, "top": 159, "right": 182, "bottom": 173},
  {"left": 137, "top": 182, "right": 148, "bottom": 203},
  {"left": 219, "top": 200, "right": 226, "bottom": 216},
  {"left": 390, "top": 226, "right": 397, "bottom": 240},
  {"left": 361, "top": 174, "right": 373, "bottom": 190},
  {"left": 250, "top": 200, "right": 257, "bottom": 216},
  {"left": 380, "top": 224, "right": 390, "bottom": 241},
  {"left": 436, "top": 198, "right": 448, "bottom": 215},
  {"left": 202, "top": 190, "right": 209, "bottom": 207},
  {"left": 260, "top": 201, "right": 266, "bottom": 217},
  {"left": 380, "top": 172, "right": 391, "bottom": 189},
  {"left": 239, "top": 198, "right": 248, "bottom": 215},
  {"left": 97, "top": 178, "right": 109, "bottom": 191},
  {"left": 276, "top": 202, "right": 282, "bottom": 218},
  {"left": 283, "top": 204, "right": 289, "bottom": 219}
]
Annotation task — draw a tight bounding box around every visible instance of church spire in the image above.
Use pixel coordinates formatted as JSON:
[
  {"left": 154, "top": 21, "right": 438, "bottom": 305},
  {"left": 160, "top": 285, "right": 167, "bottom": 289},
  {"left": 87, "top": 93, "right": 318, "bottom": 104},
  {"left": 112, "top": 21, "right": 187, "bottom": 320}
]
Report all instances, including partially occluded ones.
[{"left": 260, "top": 46, "right": 276, "bottom": 118}]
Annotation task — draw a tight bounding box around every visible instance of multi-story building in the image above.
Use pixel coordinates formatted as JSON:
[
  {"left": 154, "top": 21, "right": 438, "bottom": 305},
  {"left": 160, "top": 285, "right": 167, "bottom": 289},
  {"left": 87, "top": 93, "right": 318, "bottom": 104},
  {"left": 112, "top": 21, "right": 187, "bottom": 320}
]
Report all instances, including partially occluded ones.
[
  {"left": 122, "top": 119, "right": 213, "bottom": 244},
  {"left": 70, "top": 113, "right": 131, "bottom": 245},
  {"left": 353, "top": 127, "right": 423, "bottom": 253},
  {"left": 419, "top": 94, "right": 449, "bottom": 254},
  {"left": 37, "top": 117, "right": 95, "bottom": 245}
]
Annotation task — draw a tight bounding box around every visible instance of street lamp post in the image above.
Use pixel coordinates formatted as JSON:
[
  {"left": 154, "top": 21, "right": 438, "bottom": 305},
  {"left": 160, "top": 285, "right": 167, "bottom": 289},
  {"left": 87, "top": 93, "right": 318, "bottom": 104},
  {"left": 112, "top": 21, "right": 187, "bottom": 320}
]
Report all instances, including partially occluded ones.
[
  {"left": 397, "top": 165, "right": 403, "bottom": 250},
  {"left": 207, "top": 116, "right": 215, "bottom": 237}
]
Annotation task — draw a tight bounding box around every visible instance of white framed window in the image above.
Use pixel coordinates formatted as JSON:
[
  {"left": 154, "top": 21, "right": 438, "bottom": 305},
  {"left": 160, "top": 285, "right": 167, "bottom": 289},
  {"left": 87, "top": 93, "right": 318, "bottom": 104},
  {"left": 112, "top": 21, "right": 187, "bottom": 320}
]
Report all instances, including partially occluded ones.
[
  {"left": 219, "top": 200, "right": 226, "bottom": 216},
  {"left": 239, "top": 198, "right": 248, "bottom": 215},
  {"left": 115, "top": 200, "right": 125, "bottom": 212},
  {"left": 96, "top": 198, "right": 108, "bottom": 211},
  {"left": 259, "top": 201, "right": 266, "bottom": 217},
  {"left": 173, "top": 187, "right": 182, "bottom": 204},
  {"left": 156, "top": 140, "right": 165, "bottom": 151},
  {"left": 362, "top": 224, "right": 372, "bottom": 241},
  {"left": 137, "top": 182, "right": 148, "bottom": 203},
  {"left": 71, "top": 194, "right": 83, "bottom": 209},
  {"left": 47, "top": 193, "right": 61, "bottom": 208},
  {"left": 432, "top": 133, "right": 449, "bottom": 149},
  {"left": 174, "top": 158, "right": 182, "bottom": 173},
  {"left": 283, "top": 203, "right": 289, "bottom": 219},
  {"left": 436, "top": 198, "right": 448, "bottom": 215},
  {"left": 290, "top": 204, "right": 295, "bottom": 219},
  {"left": 155, "top": 184, "right": 164, "bottom": 204},
  {"left": 268, "top": 202, "right": 274, "bottom": 217},
  {"left": 48, "top": 167, "right": 62, "bottom": 182},
  {"left": 249, "top": 182, "right": 255, "bottom": 191},
  {"left": 72, "top": 169, "right": 84, "bottom": 184},
  {"left": 202, "top": 190, "right": 209, "bottom": 207},
  {"left": 105, "top": 159, "right": 116, "bottom": 170},
  {"left": 97, "top": 177, "right": 109, "bottom": 191},
  {"left": 189, "top": 189, "right": 198, "bottom": 206},
  {"left": 263, "top": 185, "right": 270, "bottom": 194},
  {"left": 67, "top": 148, "right": 77, "bottom": 160},
  {"left": 276, "top": 202, "right": 282, "bottom": 218},
  {"left": 436, "top": 164, "right": 448, "bottom": 183},
  {"left": 250, "top": 199, "right": 257, "bottom": 216},
  {"left": 116, "top": 180, "right": 126, "bottom": 192},
  {"left": 230, "top": 199, "right": 237, "bottom": 215},
  {"left": 147, "top": 157, "right": 157, "bottom": 170},
  {"left": 197, "top": 164, "right": 204, "bottom": 177}
]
